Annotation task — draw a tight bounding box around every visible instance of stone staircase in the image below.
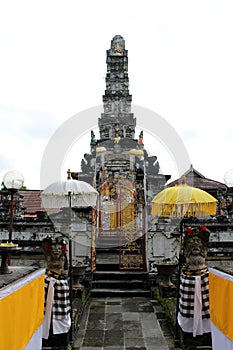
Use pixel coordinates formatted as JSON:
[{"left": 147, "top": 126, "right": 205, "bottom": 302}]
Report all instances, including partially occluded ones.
[{"left": 90, "top": 236, "right": 150, "bottom": 297}]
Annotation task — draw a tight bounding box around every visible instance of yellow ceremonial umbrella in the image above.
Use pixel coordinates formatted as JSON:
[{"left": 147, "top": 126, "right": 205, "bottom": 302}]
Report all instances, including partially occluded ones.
[{"left": 152, "top": 183, "right": 217, "bottom": 218}]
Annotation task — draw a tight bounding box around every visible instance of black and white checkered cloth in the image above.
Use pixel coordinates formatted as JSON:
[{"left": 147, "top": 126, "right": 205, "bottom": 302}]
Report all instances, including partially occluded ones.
[
  {"left": 44, "top": 274, "right": 70, "bottom": 320},
  {"left": 179, "top": 270, "right": 210, "bottom": 319}
]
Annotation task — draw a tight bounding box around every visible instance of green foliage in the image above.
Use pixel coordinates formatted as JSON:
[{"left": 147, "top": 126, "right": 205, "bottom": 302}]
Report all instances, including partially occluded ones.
[
  {"left": 74, "top": 289, "right": 88, "bottom": 329},
  {"left": 153, "top": 289, "right": 178, "bottom": 341},
  {"left": 154, "top": 289, "right": 173, "bottom": 322}
]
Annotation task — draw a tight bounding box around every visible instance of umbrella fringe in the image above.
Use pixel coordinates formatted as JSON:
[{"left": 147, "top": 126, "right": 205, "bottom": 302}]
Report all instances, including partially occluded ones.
[
  {"left": 151, "top": 184, "right": 217, "bottom": 218},
  {"left": 41, "top": 193, "right": 97, "bottom": 209},
  {"left": 152, "top": 202, "right": 216, "bottom": 218}
]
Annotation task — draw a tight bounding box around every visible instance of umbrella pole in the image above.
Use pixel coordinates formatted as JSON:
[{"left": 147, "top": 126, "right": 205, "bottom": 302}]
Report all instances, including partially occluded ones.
[
  {"left": 68, "top": 192, "right": 74, "bottom": 342},
  {"left": 175, "top": 218, "right": 184, "bottom": 345}
]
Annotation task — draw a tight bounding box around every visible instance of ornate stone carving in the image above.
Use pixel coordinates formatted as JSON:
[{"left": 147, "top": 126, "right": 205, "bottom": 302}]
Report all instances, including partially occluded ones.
[
  {"left": 183, "top": 225, "right": 210, "bottom": 272},
  {"left": 42, "top": 236, "right": 68, "bottom": 277}
]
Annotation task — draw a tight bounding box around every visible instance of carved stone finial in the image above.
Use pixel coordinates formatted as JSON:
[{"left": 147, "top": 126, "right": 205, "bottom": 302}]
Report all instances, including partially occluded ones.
[
  {"left": 91, "top": 130, "right": 96, "bottom": 144},
  {"left": 111, "top": 35, "right": 125, "bottom": 53},
  {"left": 67, "top": 169, "right": 71, "bottom": 180}
]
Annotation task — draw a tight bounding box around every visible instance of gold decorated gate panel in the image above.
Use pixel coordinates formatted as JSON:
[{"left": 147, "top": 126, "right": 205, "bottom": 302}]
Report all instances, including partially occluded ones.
[
  {"left": 118, "top": 191, "right": 145, "bottom": 270},
  {"left": 119, "top": 222, "right": 144, "bottom": 270},
  {"left": 97, "top": 176, "right": 145, "bottom": 270}
]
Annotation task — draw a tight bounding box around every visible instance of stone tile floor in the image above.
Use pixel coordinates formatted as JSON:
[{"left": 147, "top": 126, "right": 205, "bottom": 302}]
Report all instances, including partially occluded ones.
[{"left": 73, "top": 297, "right": 170, "bottom": 350}]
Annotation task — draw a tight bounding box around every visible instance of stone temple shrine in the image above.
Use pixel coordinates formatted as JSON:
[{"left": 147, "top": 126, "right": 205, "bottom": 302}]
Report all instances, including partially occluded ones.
[{"left": 70, "top": 35, "right": 170, "bottom": 272}]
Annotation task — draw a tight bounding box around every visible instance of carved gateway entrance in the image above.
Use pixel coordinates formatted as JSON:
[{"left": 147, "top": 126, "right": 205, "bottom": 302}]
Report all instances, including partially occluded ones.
[
  {"left": 90, "top": 35, "right": 147, "bottom": 270},
  {"left": 97, "top": 175, "right": 146, "bottom": 270}
]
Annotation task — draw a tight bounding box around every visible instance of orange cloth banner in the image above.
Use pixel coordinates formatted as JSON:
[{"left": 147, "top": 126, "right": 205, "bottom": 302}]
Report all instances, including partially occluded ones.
[
  {"left": 0, "top": 269, "right": 44, "bottom": 350},
  {"left": 209, "top": 268, "right": 233, "bottom": 342}
]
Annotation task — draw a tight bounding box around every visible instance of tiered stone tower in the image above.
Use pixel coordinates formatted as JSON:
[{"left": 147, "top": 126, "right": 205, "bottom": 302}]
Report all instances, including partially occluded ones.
[
  {"left": 99, "top": 35, "right": 135, "bottom": 142},
  {"left": 73, "top": 35, "right": 169, "bottom": 271}
]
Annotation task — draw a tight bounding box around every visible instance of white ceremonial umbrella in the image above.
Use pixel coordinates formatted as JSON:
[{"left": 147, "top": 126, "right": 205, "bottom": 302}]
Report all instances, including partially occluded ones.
[
  {"left": 41, "top": 179, "right": 98, "bottom": 209},
  {"left": 41, "top": 176, "right": 98, "bottom": 339}
]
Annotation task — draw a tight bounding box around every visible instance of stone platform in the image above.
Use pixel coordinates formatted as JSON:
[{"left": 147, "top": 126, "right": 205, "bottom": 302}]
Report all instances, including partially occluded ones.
[
  {"left": 73, "top": 296, "right": 171, "bottom": 350},
  {"left": 0, "top": 265, "right": 39, "bottom": 288}
]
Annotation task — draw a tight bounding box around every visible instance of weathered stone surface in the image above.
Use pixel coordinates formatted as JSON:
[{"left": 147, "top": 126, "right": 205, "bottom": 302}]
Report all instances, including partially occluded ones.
[{"left": 73, "top": 297, "right": 170, "bottom": 349}]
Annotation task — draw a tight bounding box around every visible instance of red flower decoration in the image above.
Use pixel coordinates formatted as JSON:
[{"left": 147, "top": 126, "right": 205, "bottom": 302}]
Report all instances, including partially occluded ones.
[
  {"left": 45, "top": 244, "right": 52, "bottom": 252},
  {"left": 61, "top": 245, "right": 67, "bottom": 252},
  {"left": 199, "top": 225, "right": 207, "bottom": 232},
  {"left": 185, "top": 227, "right": 193, "bottom": 235}
]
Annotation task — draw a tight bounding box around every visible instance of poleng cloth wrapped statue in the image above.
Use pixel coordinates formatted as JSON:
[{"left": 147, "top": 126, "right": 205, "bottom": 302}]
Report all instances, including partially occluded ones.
[
  {"left": 42, "top": 237, "right": 71, "bottom": 339},
  {"left": 178, "top": 225, "right": 211, "bottom": 337}
]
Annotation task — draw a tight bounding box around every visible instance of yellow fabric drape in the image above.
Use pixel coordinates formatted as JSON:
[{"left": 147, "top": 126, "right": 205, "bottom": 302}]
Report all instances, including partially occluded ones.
[
  {"left": 121, "top": 203, "right": 135, "bottom": 227},
  {"left": 0, "top": 273, "right": 44, "bottom": 350},
  {"left": 99, "top": 178, "right": 136, "bottom": 231},
  {"left": 99, "top": 202, "right": 135, "bottom": 229},
  {"left": 209, "top": 271, "right": 233, "bottom": 341},
  {"left": 110, "top": 203, "right": 118, "bottom": 228}
]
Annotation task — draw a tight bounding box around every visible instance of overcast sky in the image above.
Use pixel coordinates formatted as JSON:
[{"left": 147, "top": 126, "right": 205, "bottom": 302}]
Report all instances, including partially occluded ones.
[{"left": 1, "top": 0, "right": 233, "bottom": 189}]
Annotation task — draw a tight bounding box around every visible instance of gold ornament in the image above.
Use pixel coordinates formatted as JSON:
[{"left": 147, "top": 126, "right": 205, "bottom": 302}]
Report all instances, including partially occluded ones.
[{"left": 114, "top": 43, "right": 122, "bottom": 53}]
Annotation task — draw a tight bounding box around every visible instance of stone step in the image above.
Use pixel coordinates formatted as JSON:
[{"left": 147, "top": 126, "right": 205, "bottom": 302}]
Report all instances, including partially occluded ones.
[
  {"left": 96, "top": 262, "right": 147, "bottom": 271},
  {"left": 93, "top": 270, "right": 148, "bottom": 280},
  {"left": 96, "top": 261, "right": 120, "bottom": 271},
  {"left": 96, "top": 253, "right": 119, "bottom": 264},
  {"left": 92, "top": 242, "right": 149, "bottom": 297},
  {"left": 92, "top": 279, "right": 147, "bottom": 290},
  {"left": 90, "top": 288, "right": 151, "bottom": 298},
  {"left": 91, "top": 268, "right": 150, "bottom": 297}
]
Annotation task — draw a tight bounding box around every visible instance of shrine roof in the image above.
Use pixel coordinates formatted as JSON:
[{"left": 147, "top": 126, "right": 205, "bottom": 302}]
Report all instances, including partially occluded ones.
[
  {"left": 19, "top": 189, "right": 44, "bottom": 214},
  {"left": 166, "top": 166, "right": 226, "bottom": 191}
]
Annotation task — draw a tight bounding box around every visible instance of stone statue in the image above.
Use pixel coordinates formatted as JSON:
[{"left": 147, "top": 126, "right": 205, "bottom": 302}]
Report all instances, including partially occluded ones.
[
  {"left": 145, "top": 153, "right": 160, "bottom": 175},
  {"left": 42, "top": 236, "right": 68, "bottom": 277},
  {"left": 138, "top": 130, "right": 143, "bottom": 145},
  {"left": 90, "top": 130, "right": 96, "bottom": 144},
  {"left": 81, "top": 153, "right": 92, "bottom": 173},
  {"left": 183, "top": 225, "right": 210, "bottom": 272},
  {"left": 178, "top": 225, "right": 211, "bottom": 340},
  {"left": 42, "top": 236, "right": 70, "bottom": 346}
]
